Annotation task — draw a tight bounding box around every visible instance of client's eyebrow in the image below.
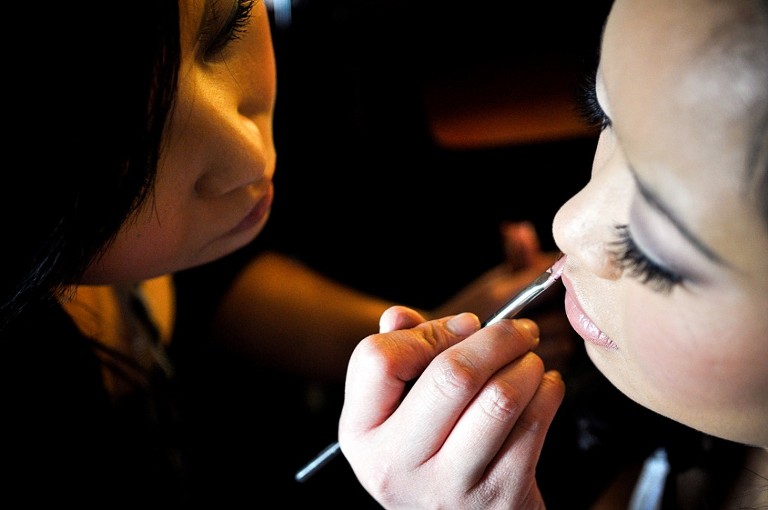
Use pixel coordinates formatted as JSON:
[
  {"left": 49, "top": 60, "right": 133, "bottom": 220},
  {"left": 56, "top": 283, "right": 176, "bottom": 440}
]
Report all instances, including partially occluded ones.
[{"left": 630, "top": 167, "right": 727, "bottom": 266}]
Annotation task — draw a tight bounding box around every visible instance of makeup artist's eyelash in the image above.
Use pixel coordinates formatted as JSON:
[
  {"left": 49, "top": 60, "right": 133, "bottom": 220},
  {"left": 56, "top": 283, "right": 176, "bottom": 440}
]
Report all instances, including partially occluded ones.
[
  {"left": 610, "top": 225, "right": 683, "bottom": 294},
  {"left": 577, "top": 73, "right": 612, "bottom": 132},
  {"left": 223, "top": 0, "right": 255, "bottom": 44},
  {"left": 204, "top": 0, "right": 255, "bottom": 57}
]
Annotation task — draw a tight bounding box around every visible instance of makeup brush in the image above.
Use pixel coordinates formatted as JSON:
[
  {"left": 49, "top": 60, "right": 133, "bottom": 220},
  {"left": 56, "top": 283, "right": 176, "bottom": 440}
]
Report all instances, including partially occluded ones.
[{"left": 294, "top": 254, "right": 566, "bottom": 483}]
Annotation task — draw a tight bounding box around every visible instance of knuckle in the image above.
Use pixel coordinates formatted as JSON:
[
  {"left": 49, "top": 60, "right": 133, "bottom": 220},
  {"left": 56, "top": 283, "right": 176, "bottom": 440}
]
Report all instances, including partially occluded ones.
[
  {"left": 430, "top": 351, "right": 478, "bottom": 398},
  {"left": 478, "top": 354, "right": 546, "bottom": 424},
  {"left": 351, "top": 333, "right": 398, "bottom": 372},
  {"left": 478, "top": 383, "right": 524, "bottom": 422}
]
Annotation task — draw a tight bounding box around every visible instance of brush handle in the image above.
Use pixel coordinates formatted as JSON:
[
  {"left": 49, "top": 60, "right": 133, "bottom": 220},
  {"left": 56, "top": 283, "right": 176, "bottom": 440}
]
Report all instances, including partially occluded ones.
[{"left": 482, "top": 270, "right": 557, "bottom": 327}]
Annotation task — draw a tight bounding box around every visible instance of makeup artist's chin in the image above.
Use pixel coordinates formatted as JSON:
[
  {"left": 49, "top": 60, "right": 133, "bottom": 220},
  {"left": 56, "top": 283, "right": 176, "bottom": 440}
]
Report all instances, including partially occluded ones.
[{"left": 562, "top": 280, "right": 618, "bottom": 350}]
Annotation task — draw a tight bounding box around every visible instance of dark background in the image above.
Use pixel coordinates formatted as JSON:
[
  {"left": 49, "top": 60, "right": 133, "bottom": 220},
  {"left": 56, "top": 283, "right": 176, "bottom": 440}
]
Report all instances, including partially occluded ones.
[{"left": 264, "top": 0, "right": 611, "bottom": 308}]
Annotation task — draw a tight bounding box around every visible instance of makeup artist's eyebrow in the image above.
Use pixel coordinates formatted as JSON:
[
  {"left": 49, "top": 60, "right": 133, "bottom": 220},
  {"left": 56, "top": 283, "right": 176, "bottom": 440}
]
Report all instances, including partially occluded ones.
[{"left": 630, "top": 168, "right": 727, "bottom": 266}]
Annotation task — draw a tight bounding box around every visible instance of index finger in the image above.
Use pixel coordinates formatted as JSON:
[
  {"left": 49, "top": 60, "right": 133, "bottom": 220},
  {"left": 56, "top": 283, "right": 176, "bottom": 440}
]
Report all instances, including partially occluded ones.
[
  {"left": 384, "top": 318, "right": 540, "bottom": 463},
  {"left": 340, "top": 311, "right": 482, "bottom": 435}
]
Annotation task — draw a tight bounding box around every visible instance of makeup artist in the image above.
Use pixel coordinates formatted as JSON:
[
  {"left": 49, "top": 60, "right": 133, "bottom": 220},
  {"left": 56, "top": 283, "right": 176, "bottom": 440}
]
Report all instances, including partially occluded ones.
[{"left": 0, "top": 1, "right": 567, "bottom": 506}]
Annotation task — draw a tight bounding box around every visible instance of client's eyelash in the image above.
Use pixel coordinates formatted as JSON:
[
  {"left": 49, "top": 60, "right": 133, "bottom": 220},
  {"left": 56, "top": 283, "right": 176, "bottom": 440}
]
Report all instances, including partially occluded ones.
[
  {"left": 577, "top": 72, "right": 612, "bottom": 132},
  {"left": 610, "top": 225, "right": 683, "bottom": 294}
]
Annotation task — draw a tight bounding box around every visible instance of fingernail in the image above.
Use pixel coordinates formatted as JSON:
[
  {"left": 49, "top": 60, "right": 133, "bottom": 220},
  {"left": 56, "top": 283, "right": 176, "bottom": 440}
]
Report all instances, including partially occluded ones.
[
  {"left": 545, "top": 370, "right": 563, "bottom": 382},
  {"left": 516, "top": 319, "right": 540, "bottom": 346},
  {"left": 446, "top": 313, "right": 481, "bottom": 336}
]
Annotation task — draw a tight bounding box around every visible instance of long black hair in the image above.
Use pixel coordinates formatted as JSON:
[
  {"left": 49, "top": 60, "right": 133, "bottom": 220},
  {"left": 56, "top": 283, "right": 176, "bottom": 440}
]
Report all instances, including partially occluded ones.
[{"left": 1, "top": 1, "right": 181, "bottom": 328}]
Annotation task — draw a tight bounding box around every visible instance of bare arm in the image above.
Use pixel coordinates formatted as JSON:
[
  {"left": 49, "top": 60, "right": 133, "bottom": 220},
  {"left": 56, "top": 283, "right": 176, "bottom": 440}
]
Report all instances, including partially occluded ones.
[
  {"left": 212, "top": 251, "right": 395, "bottom": 381},
  {"left": 211, "top": 222, "right": 566, "bottom": 381}
]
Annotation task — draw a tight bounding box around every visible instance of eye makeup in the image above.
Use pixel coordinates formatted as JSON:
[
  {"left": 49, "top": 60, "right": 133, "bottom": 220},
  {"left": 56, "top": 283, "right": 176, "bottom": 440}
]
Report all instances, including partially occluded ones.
[
  {"left": 610, "top": 224, "right": 683, "bottom": 294},
  {"left": 630, "top": 169, "right": 725, "bottom": 268},
  {"left": 578, "top": 70, "right": 717, "bottom": 291}
]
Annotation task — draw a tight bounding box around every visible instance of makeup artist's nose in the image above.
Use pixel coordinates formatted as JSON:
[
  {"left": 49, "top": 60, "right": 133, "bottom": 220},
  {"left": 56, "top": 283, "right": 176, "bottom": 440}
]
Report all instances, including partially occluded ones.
[{"left": 194, "top": 113, "right": 275, "bottom": 198}]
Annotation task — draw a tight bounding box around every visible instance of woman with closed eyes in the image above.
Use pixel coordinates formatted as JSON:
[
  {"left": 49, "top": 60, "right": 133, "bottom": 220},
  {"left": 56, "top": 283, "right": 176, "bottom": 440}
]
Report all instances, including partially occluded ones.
[{"left": 339, "top": 0, "right": 768, "bottom": 508}]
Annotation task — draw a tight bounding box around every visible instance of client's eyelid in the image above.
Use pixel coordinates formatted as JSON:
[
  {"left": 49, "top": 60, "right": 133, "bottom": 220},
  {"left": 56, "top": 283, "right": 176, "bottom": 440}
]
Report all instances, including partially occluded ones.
[{"left": 610, "top": 224, "right": 684, "bottom": 294}]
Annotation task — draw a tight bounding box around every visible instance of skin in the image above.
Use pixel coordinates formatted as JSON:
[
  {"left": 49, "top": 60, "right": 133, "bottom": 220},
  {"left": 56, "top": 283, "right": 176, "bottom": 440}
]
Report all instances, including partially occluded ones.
[
  {"left": 552, "top": 0, "right": 768, "bottom": 447},
  {"left": 340, "top": 308, "right": 564, "bottom": 509}
]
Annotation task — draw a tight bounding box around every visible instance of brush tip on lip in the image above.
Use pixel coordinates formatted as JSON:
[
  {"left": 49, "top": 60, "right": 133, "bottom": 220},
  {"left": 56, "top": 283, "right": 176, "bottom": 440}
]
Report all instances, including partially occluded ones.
[{"left": 549, "top": 253, "right": 566, "bottom": 281}]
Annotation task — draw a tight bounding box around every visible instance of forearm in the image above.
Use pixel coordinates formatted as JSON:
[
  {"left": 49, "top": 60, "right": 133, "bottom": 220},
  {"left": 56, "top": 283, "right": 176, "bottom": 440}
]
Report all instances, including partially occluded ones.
[{"left": 211, "top": 251, "right": 396, "bottom": 381}]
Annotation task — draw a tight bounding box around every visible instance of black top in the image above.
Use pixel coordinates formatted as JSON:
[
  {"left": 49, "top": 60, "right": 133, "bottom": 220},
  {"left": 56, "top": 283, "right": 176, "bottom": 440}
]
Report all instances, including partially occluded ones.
[
  {"left": 0, "top": 298, "right": 187, "bottom": 506},
  {"left": 0, "top": 237, "right": 369, "bottom": 508}
]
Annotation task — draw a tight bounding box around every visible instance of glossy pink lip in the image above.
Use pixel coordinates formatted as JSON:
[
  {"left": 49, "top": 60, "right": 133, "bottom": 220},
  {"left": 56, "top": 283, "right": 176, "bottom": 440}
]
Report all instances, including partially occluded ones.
[
  {"left": 561, "top": 274, "right": 618, "bottom": 350},
  {"left": 229, "top": 183, "right": 274, "bottom": 235}
]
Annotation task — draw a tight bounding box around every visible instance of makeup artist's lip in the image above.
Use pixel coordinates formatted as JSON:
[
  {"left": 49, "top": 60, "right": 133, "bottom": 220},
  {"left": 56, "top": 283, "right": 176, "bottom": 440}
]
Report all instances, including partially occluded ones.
[
  {"left": 229, "top": 183, "right": 274, "bottom": 236},
  {"left": 561, "top": 274, "right": 618, "bottom": 350}
]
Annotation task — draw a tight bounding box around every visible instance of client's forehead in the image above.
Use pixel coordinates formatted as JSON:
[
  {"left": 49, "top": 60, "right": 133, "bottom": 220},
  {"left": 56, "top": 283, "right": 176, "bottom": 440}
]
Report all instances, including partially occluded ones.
[
  {"left": 602, "top": 0, "right": 762, "bottom": 164},
  {"left": 597, "top": 0, "right": 768, "bottom": 267}
]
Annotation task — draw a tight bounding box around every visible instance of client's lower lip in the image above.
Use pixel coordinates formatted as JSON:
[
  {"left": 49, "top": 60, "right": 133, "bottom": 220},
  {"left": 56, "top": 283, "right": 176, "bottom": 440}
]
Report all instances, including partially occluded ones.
[
  {"left": 231, "top": 184, "right": 274, "bottom": 235},
  {"left": 562, "top": 276, "right": 618, "bottom": 350}
]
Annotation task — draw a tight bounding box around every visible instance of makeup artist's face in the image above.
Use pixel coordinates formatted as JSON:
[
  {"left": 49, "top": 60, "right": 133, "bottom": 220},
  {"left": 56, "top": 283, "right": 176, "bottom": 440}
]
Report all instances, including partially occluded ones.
[
  {"left": 552, "top": 0, "right": 768, "bottom": 446},
  {"left": 83, "top": 0, "right": 277, "bottom": 284}
]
